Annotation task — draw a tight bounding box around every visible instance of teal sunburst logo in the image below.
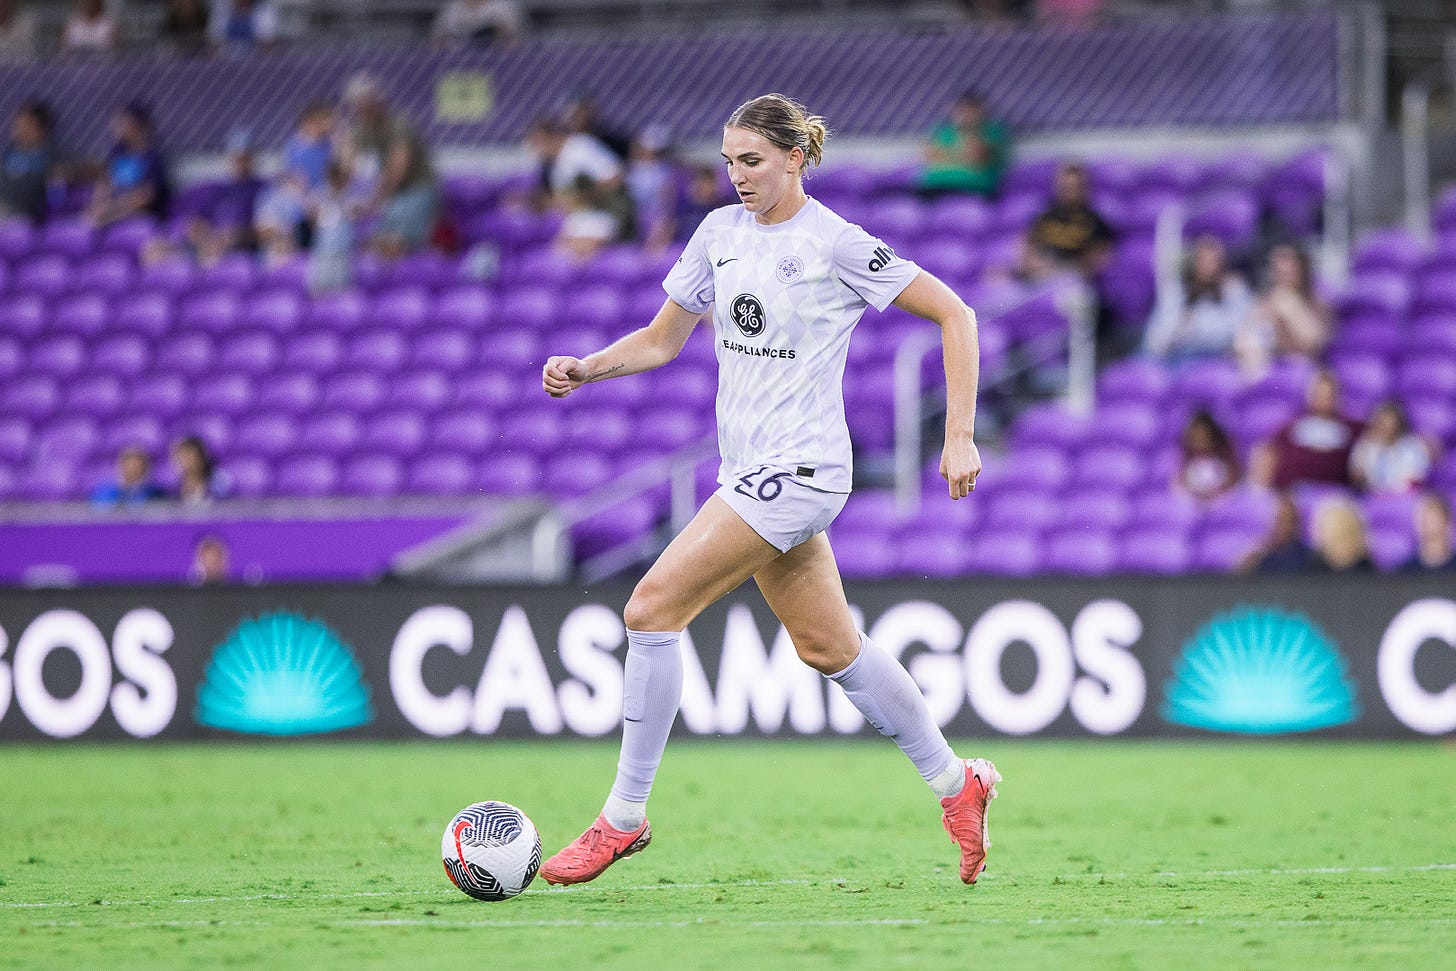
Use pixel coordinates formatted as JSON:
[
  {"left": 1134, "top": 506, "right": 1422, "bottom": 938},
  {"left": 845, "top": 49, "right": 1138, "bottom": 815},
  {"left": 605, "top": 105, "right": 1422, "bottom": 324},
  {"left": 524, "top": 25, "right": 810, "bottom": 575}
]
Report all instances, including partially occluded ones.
[
  {"left": 1162, "top": 607, "right": 1359, "bottom": 734},
  {"left": 195, "top": 612, "right": 374, "bottom": 735}
]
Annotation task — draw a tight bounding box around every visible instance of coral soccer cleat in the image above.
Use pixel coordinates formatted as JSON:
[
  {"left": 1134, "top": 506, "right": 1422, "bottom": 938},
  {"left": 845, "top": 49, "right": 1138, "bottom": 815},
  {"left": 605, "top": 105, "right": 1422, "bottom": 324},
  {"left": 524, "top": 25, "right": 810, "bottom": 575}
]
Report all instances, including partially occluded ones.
[
  {"left": 539, "top": 815, "right": 652, "bottom": 886},
  {"left": 940, "top": 758, "right": 1001, "bottom": 885}
]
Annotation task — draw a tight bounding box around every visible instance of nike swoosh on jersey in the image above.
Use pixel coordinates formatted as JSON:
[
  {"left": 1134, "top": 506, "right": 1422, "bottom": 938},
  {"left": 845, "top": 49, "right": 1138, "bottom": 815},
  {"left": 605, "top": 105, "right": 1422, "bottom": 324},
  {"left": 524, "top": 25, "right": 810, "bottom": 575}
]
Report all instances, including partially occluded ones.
[{"left": 716, "top": 257, "right": 738, "bottom": 267}]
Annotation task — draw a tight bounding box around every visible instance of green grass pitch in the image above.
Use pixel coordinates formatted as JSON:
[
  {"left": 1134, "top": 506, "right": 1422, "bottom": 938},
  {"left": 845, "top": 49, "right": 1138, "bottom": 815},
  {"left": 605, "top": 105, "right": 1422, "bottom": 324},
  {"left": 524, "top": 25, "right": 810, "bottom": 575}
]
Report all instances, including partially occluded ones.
[{"left": 2, "top": 740, "right": 1453, "bottom": 969}]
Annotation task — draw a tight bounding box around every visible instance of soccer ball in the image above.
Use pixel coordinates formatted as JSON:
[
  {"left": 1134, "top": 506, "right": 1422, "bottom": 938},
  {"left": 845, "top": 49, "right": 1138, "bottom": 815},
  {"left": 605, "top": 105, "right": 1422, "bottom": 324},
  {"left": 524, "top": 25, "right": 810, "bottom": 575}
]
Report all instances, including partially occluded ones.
[{"left": 441, "top": 801, "right": 542, "bottom": 900}]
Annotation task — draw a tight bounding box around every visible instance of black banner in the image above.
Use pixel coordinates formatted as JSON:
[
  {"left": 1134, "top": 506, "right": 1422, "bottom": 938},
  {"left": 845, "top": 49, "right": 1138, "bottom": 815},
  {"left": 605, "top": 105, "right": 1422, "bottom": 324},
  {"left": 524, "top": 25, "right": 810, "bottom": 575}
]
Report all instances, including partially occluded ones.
[{"left": 1, "top": 576, "right": 1453, "bottom": 741}]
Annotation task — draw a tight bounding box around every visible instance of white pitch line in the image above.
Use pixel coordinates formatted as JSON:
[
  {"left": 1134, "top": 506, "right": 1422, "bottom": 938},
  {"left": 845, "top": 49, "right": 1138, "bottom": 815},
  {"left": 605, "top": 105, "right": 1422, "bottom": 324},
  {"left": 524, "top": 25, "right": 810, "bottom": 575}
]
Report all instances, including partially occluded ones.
[{"left": 4, "top": 864, "right": 1451, "bottom": 912}]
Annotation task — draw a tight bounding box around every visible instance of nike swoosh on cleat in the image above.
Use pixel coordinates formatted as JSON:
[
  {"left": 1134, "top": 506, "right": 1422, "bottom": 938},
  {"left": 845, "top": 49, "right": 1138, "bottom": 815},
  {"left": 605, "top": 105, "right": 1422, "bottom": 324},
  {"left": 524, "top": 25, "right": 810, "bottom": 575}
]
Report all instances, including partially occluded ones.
[{"left": 716, "top": 257, "right": 737, "bottom": 267}]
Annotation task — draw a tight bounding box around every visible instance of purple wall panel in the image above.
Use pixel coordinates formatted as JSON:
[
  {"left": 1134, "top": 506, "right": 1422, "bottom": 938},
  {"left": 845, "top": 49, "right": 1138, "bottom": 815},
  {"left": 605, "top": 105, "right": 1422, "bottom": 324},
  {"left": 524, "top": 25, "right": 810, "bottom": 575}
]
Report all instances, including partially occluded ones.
[
  {"left": 0, "top": 13, "right": 1340, "bottom": 154},
  {"left": 0, "top": 515, "right": 465, "bottom": 584}
]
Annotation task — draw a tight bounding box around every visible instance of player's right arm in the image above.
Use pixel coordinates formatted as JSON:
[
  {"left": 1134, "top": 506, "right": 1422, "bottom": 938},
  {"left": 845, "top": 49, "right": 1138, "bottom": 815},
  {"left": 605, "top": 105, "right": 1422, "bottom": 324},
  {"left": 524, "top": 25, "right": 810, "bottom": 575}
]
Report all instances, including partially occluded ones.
[{"left": 542, "top": 298, "right": 703, "bottom": 398}]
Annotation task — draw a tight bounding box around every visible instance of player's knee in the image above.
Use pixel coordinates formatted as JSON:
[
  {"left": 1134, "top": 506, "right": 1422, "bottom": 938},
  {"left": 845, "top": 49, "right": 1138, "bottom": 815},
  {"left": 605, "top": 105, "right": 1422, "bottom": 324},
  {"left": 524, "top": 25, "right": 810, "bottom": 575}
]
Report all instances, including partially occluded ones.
[
  {"left": 623, "top": 578, "right": 682, "bottom": 632},
  {"left": 793, "top": 633, "right": 857, "bottom": 675}
]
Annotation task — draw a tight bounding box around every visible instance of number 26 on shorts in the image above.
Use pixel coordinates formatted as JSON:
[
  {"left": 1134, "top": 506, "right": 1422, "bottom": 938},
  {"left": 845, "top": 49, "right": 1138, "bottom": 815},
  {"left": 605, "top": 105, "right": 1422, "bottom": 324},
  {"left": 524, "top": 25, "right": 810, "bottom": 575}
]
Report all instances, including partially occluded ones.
[{"left": 734, "top": 466, "right": 792, "bottom": 502}]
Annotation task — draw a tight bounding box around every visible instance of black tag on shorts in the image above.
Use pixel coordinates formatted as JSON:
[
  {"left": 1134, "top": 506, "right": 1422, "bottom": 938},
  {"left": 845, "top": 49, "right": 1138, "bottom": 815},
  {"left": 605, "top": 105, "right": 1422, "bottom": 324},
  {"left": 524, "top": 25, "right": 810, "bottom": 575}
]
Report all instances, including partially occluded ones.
[{"left": 796, "top": 466, "right": 815, "bottom": 478}]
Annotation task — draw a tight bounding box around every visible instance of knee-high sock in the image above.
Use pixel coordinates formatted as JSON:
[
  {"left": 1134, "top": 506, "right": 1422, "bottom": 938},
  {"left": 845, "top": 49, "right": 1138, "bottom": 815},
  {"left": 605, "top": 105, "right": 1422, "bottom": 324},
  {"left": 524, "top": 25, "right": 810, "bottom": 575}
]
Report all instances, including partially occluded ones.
[
  {"left": 603, "top": 629, "right": 683, "bottom": 830},
  {"left": 827, "top": 632, "right": 964, "bottom": 798}
]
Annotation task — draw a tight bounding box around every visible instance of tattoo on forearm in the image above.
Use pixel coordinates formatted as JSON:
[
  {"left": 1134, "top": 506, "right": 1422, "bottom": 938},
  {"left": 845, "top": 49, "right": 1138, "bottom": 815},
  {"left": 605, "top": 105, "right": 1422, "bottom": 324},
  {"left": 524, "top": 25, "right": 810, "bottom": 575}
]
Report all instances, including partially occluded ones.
[{"left": 586, "top": 363, "right": 625, "bottom": 383}]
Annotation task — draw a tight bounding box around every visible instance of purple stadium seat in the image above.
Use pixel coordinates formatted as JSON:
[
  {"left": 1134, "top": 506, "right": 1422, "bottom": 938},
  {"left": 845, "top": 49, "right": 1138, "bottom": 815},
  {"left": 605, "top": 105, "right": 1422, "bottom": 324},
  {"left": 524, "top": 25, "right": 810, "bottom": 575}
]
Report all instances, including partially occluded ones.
[
  {"left": 362, "top": 411, "right": 428, "bottom": 456},
  {"left": 216, "top": 330, "right": 281, "bottom": 375},
  {"left": 14, "top": 463, "right": 81, "bottom": 503},
  {"left": 635, "top": 405, "right": 709, "bottom": 450},
  {"left": 275, "top": 454, "right": 340, "bottom": 498},
  {"left": 831, "top": 529, "right": 899, "bottom": 579},
  {"left": 369, "top": 286, "right": 431, "bottom": 332},
  {"left": 1407, "top": 315, "right": 1456, "bottom": 356},
  {"left": 982, "top": 444, "right": 1070, "bottom": 494},
  {"left": 12, "top": 253, "right": 71, "bottom": 298},
  {"left": 128, "top": 374, "right": 190, "bottom": 419},
  {"left": 198, "top": 253, "right": 258, "bottom": 291},
  {"left": 386, "top": 252, "right": 457, "bottom": 291},
  {"left": 1262, "top": 149, "right": 1326, "bottom": 236},
  {"left": 889, "top": 531, "right": 975, "bottom": 578},
  {"left": 411, "top": 329, "right": 475, "bottom": 372},
  {"left": 137, "top": 256, "right": 197, "bottom": 296},
  {"left": 100, "top": 217, "right": 158, "bottom": 256},
  {"left": 1331, "top": 312, "right": 1402, "bottom": 359},
  {"left": 453, "top": 371, "right": 518, "bottom": 411},
  {"left": 28, "top": 335, "right": 86, "bottom": 378},
  {"left": 90, "top": 335, "right": 150, "bottom": 380},
  {"left": 1, "top": 375, "right": 60, "bottom": 421},
  {"left": 497, "top": 286, "right": 562, "bottom": 332},
  {"left": 0, "top": 334, "right": 19, "bottom": 382},
  {"left": 387, "top": 371, "right": 454, "bottom": 412},
  {"left": 983, "top": 490, "right": 1059, "bottom": 533},
  {"left": 1173, "top": 358, "right": 1243, "bottom": 405},
  {"left": 1353, "top": 228, "right": 1425, "bottom": 276},
  {"left": 430, "top": 410, "right": 497, "bottom": 455},
  {"left": 297, "top": 411, "right": 363, "bottom": 456},
  {"left": 255, "top": 373, "right": 321, "bottom": 415},
  {"left": 344, "top": 329, "right": 409, "bottom": 371},
  {"left": 914, "top": 237, "right": 980, "bottom": 283},
  {"left": 1069, "top": 444, "right": 1145, "bottom": 491},
  {"left": 1011, "top": 402, "right": 1092, "bottom": 452},
  {"left": 476, "top": 452, "right": 542, "bottom": 495},
  {"left": 1410, "top": 273, "right": 1456, "bottom": 317},
  {"left": 1185, "top": 190, "right": 1258, "bottom": 251},
  {"left": 492, "top": 329, "right": 546, "bottom": 373},
  {"left": 1098, "top": 240, "right": 1156, "bottom": 326},
  {"left": 1363, "top": 491, "right": 1419, "bottom": 533},
  {"left": 0, "top": 216, "right": 36, "bottom": 261},
  {"left": 961, "top": 528, "right": 1042, "bottom": 576},
  {"left": 432, "top": 285, "right": 495, "bottom": 331},
  {"left": 242, "top": 289, "right": 305, "bottom": 333},
  {"left": 1043, "top": 528, "right": 1118, "bottom": 576},
  {"left": 173, "top": 413, "right": 233, "bottom": 455},
  {"left": 113, "top": 291, "right": 174, "bottom": 339},
  {"left": 1431, "top": 452, "right": 1456, "bottom": 490},
  {"left": 1096, "top": 357, "right": 1172, "bottom": 406},
  {"left": 1193, "top": 524, "right": 1263, "bottom": 573},
  {"left": 76, "top": 252, "right": 136, "bottom": 297},
  {"left": 1369, "top": 525, "right": 1416, "bottom": 570},
  {"left": 234, "top": 412, "right": 298, "bottom": 459},
  {"left": 564, "top": 407, "right": 634, "bottom": 452},
  {"left": 542, "top": 449, "right": 613, "bottom": 497},
  {"left": 563, "top": 286, "right": 628, "bottom": 330},
  {"left": 1205, "top": 151, "right": 1268, "bottom": 191},
  {"left": 0, "top": 417, "right": 30, "bottom": 464},
  {"left": 102, "top": 414, "right": 164, "bottom": 453},
  {"left": 1396, "top": 358, "right": 1456, "bottom": 399},
  {"left": 307, "top": 289, "right": 367, "bottom": 330},
  {"left": 222, "top": 455, "right": 272, "bottom": 498},
  {"left": 495, "top": 408, "right": 566, "bottom": 455},
  {"left": 0, "top": 294, "right": 46, "bottom": 339},
  {"left": 1237, "top": 394, "right": 1298, "bottom": 445},
  {"left": 1117, "top": 528, "right": 1194, "bottom": 574},
  {"left": 1056, "top": 489, "right": 1132, "bottom": 531},
  {"left": 572, "top": 496, "right": 660, "bottom": 560},
  {"left": 50, "top": 293, "right": 109, "bottom": 339},
  {"left": 281, "top": 330, "right": 344, "bottom": 373},
  {"left": 1203, "top": 485, "right": 1278, "bottom": 533},
  {"left": 1337, "top": 273, "right": 1411, "bottom": 320},
  {"left": 64, "top": 375, "right": 126, "bottom": 420},
  {"left": 340, "top": 453, "right": 405, "bottom": 497},
  {"left": 33, "top": 416, "right": 99, "bottom": 466},
  {"left": 1088, "top": 402, "right": 1161, "bottom": 450},
  {"left": 38, "top": 217, "right": 96, "bottom": 259},
  {"left": 178, "top": 290, "right": 242, "bottom": 334},
  {"left": 406, "top": 453, "right": 475, "bottom": 496},
  {"left": 154, "top": 333, "right": 216, "bottom": 377},
  {"left": 1405, "top": 396, "right": 1456, "bottom": 444}
]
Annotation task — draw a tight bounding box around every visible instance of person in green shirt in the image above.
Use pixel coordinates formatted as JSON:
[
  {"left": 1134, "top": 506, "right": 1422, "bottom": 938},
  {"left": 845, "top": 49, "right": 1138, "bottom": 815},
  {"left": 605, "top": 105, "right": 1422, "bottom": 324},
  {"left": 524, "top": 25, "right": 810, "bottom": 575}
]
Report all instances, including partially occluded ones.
[{"left": 918, "top": 91, "right": 1010, "bottom": 197}]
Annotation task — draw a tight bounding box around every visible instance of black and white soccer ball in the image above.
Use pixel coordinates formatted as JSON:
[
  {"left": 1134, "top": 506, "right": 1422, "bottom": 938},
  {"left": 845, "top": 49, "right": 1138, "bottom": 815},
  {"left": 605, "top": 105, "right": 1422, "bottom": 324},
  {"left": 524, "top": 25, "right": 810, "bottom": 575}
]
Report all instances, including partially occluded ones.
[{"left": 441, "top": 801, "right": 542, "bottom": 900}]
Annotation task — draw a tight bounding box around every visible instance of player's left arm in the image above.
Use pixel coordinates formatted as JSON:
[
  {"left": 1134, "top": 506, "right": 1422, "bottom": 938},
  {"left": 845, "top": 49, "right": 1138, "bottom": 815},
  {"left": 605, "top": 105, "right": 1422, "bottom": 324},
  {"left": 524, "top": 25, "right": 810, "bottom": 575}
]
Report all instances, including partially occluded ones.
[{"left": 892, "top": 271, "right": 982, "bottom": 500}]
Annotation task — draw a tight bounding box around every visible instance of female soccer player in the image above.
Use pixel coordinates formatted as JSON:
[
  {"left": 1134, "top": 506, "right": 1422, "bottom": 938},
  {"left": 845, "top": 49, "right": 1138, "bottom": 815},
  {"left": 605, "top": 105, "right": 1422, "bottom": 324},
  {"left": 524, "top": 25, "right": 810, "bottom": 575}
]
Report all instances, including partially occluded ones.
[{"left": 539, "top": 94, "right": 999, "bottom": 886}]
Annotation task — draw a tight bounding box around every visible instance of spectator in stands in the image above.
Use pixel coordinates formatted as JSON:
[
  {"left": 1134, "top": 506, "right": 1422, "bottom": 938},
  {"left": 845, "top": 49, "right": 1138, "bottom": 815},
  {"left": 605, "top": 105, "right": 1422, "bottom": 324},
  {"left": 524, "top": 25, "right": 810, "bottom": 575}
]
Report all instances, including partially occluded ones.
[
  {"left": 1239, "top": 491, "right": 1315, "bottom": 574},
  {"left": 674, "top": 163, "right": 732, "bottom": 240},
  {"left": 1311, "top": 497, "right": 1376, "bottom": 573},
  {"left": 91, "top": 446, "right": 165, "bottom": 506},
  {"left": 525, "top": 115, "right": 629, "bottom": 258},
  {"left": 562, "top": 91, "right": 631, "bottom": 161},
  {"left": 1143, "top": 235, "right": 1251, "bottom": 364},
  {"left": 626, "top": 124, "right": 677, "bottom": 252},
  {"left": 916, "top": 91, "right": 1009, "bottom": 198},
  {"left": 1235, "top": 243, "right": 1331, "bottom": 376},
  {"left": 338, "top": 73, "right": 439, "bottom": 258},
  {"left": 1252, "top": 369, "right": 1362, "bottom": 491},
  {"left": 1020, "top": 161, "right": 1115, "bottom": 282},
  {"left": 62, "top": 0, "right": 118, "bottom": 55},
  {"left": 189, "top": 534, "right": 232, "bottom": 585},
  {"left": 151, "top": 129, "right": 264, "bottom": 266},
  {"left": 1400, "top": 492, "right": 1456, "bottom": 571},
  {"left": 253, "top": 101, "right": 335, "bottom": 262},
  {"left": 170, "top": 435, "right": 229, "bottom": 503},
  {"left": 161, "top": 0, "right": 211, "bottom": 56},
  {"left": 87, "top": 103, "right": 170, "bottom": 225},
  {"left": 0, "top": 0, "right": 39, "bottom": 60},
  {"left": 1, "top": 100, "right": 60, "bottom": 223},
  {"left": 208, "top": 0, "right": 279, "bottom": 53},
  {"left": 432, "top": 0, "right": 525, "bottom": 46},
  {"left": 1175, "top": 409, "right": 1240, "bottom": 502},
  {"left": 307, "top": 158, "right": 356, "bottom": 293},
  {"left": 1349, "top": 400, "right": 1434, "bottom": 494}
]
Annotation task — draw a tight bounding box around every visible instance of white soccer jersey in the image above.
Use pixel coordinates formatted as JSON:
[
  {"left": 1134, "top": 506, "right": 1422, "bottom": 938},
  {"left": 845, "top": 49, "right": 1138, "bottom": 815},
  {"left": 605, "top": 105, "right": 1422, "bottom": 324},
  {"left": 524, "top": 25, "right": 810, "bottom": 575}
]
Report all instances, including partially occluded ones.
[{"left": 663, "top": 198, "right": 920, "bottom": 493}]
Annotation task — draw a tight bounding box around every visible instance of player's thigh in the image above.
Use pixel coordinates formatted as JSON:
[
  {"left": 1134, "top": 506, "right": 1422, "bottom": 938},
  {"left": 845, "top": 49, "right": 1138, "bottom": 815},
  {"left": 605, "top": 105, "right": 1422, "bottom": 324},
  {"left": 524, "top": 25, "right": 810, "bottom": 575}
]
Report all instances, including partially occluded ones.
[
  {"left": 753, "top": 532, "right": 860, "bottom": 673},
  {"left": 625, "top": 495, "right": 781, "bottom": 631}
]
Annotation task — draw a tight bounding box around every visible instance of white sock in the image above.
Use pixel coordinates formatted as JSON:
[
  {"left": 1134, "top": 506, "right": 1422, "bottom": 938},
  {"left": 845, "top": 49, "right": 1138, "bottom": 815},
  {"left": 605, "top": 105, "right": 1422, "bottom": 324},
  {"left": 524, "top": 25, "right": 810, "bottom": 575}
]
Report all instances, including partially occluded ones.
[
  {"left": 828, "top": 632, "right": 963, "bottom": 799},
  {"left": 603, "top": 629, "right": 682, "bottom": 829}
]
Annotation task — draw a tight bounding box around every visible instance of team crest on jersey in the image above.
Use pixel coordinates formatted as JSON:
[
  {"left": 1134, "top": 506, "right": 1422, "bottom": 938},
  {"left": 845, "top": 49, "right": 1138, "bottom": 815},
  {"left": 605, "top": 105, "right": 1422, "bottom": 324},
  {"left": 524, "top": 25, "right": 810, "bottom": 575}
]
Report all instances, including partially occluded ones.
[
  {"left": 731, "top": 293, "right": 766, "bottom": 338},
  {"left": 775, "top": 256, "right": 805, "bottom": 285}
]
